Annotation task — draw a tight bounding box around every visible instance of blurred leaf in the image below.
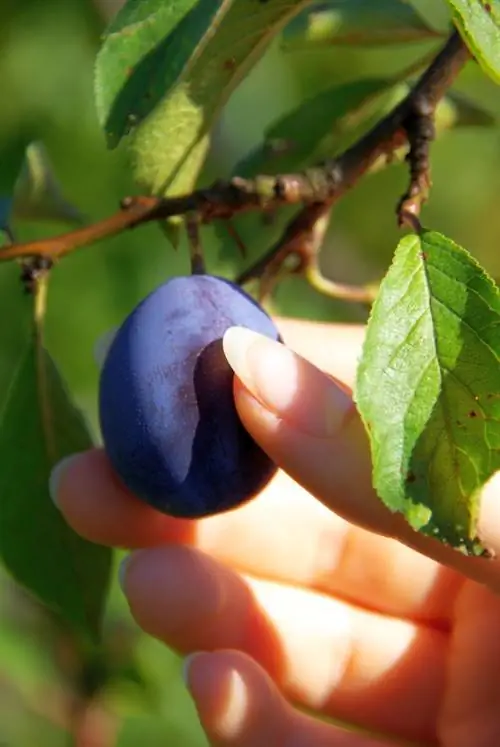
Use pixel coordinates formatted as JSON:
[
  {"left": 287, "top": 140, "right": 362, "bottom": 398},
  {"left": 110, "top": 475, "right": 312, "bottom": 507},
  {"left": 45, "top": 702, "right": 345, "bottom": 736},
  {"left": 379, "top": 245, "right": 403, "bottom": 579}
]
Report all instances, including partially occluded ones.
[
  {"left": 404, "top": 1, "right": 452, "bottom": 32},
  {"left": 446, "top": 0, "right": 500, "bottom": 84},
  {"left": 234, "top": 78, "right": 402, "bottom": 177},
  {"left": 222, "top": 74, "right": 496, "bottom": 264},
  {"left": 0, "top": 136, "right": 29, "bottom": 241},
  {"left": 106, "top": 660, "right": 158, "bottom": 710},
  {"left": 95, "top": 0, "right": 230, "bottom": 149},
  {"left": 218, "top": 78, "right": 406, "bottom": 265},
  {"left": 282, "top": 0, "right": 442, "bottom": 49},
  {"left": 0, "top": 317, "right": 112, "bottom": 641},
  {"left": 435, "top": 90, "right": 497, "bottom": 130},
  {"left": 365, "top": 86, "right": 498, "bottom": 176},
  {"left": 355, "top": 230, "right": 500, "bottom": 554},
  {"left": 0, "top": 199, "right": 13, "bottom": 241},
  {"left": 234, "top": 68, "right": 495, "bottom": 185},
  {"left": 12, "top": 142, "right": 86, "bottom": 227},
  {"left": 126, "top": 0, "right": 317, "bottom": 201}
]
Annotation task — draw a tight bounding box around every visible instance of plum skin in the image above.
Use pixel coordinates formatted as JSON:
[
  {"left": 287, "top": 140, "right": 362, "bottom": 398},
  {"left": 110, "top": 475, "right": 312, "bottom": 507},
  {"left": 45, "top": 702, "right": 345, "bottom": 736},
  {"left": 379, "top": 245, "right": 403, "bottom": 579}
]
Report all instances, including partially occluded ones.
[{"left": 98, "top": 274, "right": 280, "bottom": 518}]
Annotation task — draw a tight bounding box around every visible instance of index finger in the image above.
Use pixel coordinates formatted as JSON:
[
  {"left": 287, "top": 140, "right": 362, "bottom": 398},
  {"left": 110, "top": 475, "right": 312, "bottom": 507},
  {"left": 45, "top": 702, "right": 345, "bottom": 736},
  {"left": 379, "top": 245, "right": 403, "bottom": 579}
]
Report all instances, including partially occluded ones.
[{"left": 223, "top": 322, "right": 500, "bottom": 593}]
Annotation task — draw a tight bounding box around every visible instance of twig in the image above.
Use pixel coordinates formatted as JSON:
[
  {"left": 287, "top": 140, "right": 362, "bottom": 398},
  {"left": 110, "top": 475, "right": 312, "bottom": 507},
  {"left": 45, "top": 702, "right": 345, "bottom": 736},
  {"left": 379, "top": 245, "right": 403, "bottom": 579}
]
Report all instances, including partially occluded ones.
[
  {"left": 186, "top": 214, "right": 205, "bottom": 274},
  {"left": 0, "top": 178, "right": 338, "bottom": 263},
  {"left": 397, "top": 102, "right": 435, "bottom": 228},
  {"left": 237, "top": 202, "right": 330, "bottom": 286},
  {"left": 237, "top": 30, "right": 469, "bottom": 289},
  {"left": 224, "top": 219, "right": 247, "bottom": 258},
  {"left": 0, "top": 31, "right": 469, "bottom": 293},
  {"left": 305, "top": 264, "right": 379, "bottom": 305}
]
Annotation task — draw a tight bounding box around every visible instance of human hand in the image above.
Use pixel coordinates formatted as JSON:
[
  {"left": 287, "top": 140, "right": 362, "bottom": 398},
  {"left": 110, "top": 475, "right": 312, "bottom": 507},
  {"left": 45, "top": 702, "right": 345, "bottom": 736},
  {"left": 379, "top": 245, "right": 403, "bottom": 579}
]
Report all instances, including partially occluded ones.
[{"left": 50, "top": 319, "right": 500, "bottom": 746}]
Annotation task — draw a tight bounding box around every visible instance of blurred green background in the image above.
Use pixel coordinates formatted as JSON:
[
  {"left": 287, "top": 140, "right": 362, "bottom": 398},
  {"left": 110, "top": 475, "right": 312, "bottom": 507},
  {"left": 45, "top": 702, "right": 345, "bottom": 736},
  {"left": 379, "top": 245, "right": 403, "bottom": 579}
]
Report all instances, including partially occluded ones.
[{"left": 1, "top": 0, "right": 500, "bottom": 744}]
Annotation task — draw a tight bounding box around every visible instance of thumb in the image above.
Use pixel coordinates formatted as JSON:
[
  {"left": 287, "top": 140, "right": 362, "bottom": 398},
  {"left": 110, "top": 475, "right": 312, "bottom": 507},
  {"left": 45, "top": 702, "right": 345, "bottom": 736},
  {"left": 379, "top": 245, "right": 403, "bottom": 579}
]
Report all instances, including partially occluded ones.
[{"left": 222, "top": 326, "right": 390, "bottom": 535}]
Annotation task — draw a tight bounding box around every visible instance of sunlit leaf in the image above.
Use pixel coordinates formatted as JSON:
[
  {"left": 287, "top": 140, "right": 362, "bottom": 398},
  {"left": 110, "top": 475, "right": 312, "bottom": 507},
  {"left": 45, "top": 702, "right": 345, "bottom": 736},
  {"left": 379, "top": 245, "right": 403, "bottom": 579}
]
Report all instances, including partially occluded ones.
[
  {"left": 96, "top": 0, "right": 316, "bottom": 205},
  {"left": 355, "top": 231, "right": 500, "bottom": 555},
  {"left": 445, "top": 0, "right": 500, "bottom": 84},
  {"left": 95, "top": 0, "right": 231, "bottom": 149}
]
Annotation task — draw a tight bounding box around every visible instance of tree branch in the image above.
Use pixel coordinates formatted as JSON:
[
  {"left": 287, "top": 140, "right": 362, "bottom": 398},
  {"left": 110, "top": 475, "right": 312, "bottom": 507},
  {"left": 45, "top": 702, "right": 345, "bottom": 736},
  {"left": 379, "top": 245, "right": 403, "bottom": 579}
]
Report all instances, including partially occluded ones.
[
  {"left": 0, "top": 31, "right": 469, "bottom": 278},
  {"left": 237, "top": 30, "right": 470, "bottom": 290}
]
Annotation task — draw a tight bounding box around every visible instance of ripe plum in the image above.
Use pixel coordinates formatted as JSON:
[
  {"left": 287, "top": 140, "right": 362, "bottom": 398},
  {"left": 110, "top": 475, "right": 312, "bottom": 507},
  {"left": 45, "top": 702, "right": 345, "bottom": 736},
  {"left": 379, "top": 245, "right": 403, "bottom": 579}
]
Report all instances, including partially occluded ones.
[{"left": 98, "top": 274, "right": 280, "bottom": 518}]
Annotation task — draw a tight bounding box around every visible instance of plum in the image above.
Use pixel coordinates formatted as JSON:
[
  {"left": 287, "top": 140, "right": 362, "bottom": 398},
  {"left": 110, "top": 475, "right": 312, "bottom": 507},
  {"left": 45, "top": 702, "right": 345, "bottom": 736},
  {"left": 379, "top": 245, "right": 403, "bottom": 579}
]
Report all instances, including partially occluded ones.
[{"left": 98, "top": 274, "right": 280, "bottom": 518}]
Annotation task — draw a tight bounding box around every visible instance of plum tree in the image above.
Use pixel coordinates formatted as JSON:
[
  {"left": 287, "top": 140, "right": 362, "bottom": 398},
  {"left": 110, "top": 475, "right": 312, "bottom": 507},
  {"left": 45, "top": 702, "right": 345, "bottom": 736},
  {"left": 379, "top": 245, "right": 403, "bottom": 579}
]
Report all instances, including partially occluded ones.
[
  {"left": 3, "top": 6, "right": 500, "bottom": 734},
  {"left": 98, "top": 273, "right": 280, "bottom": 518}
]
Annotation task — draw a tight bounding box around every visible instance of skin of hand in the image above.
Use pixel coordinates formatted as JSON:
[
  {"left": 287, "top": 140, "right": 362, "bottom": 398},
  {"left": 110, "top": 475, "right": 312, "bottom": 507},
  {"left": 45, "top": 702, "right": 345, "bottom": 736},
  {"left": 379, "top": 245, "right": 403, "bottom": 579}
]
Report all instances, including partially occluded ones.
[{"left": 49, "top": 318, "right": 500, "bottom": 747}]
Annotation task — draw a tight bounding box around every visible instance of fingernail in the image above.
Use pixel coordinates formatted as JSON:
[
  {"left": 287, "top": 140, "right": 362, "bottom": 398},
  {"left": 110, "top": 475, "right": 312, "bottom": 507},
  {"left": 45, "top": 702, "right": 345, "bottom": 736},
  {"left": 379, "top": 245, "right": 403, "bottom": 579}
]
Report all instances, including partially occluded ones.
[
  {"left": 219, "top": 668, "right": 248, "bottom": 737},
  {"left": 182, "top": 651, "right": 206, "bottom": 687},
  {"left": 93, "top": 327, "right": 118, "bottom": 369},
  {"left": 223, "top": 326, "right": 352, "bottom": 437},
  {"left": 49, "top": 454, "right": 80, "bottom": 508}
]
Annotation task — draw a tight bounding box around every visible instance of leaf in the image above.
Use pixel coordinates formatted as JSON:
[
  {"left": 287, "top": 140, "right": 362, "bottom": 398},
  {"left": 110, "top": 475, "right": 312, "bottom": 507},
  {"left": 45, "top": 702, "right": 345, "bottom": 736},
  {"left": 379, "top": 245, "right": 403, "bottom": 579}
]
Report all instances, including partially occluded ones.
[
  {"left": 355, "top": 231, "right": 500, "bottom": 555},
  {"left": 0, "top": 199, "right": 12, "bottom": 242},
  {"left": 123, "top": 0, "right": 316, "bottom": 199},
  {"left": 445, "top": 0, "right": 500, "bottom": 84},
  {"left": 436, "top": 89, "right": 497, "bottom": 129},
  {"left": 220, "top": 81, "right": 495, "bottom": 262},
  {"left": 217, "top": 78, "right": 405, "bottom": 263},
  {"left": 12, "top": 142, "right": 86, "bottom": 227},
  {"left": 0, "top": 336, "right": 112, "bottom": 640},
  {"left": 234, "top": 78, "right": 405, "bottom": 178},
  {"left": 0, "top": 134, "right": 30, "bottom": 241},
  {"left": 95, "top": 0, "right": 231, "bottom": 149},
  {"left": 0, "top": 283, "right": 33, "bottom": 407},
  {"left": 282, "top": 0, "right": 442, "bottom": 49},
  {"left": 404, "top": 1, "right": 453, "bottom": 33},
  {"left": 233, "top": 74, "right": 494, "bottom": 187}
]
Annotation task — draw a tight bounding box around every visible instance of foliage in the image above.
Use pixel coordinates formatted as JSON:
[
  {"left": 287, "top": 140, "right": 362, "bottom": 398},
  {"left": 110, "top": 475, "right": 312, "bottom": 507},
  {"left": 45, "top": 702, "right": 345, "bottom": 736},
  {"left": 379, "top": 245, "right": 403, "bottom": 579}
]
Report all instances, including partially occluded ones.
[
  {"left": 1, "top": 0, "right": 500, "bottom": 744},
  {"left": 355, "top": 230, "right": 500, "bottom": 555}
]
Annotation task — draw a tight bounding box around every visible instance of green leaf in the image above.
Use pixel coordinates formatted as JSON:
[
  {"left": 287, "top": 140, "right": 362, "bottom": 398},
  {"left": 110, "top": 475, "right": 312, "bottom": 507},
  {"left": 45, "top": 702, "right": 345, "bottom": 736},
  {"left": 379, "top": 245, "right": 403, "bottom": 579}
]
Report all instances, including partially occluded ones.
[
  {"left": 232, "top": 74, "right": 494, "bottom": 194},
  {"left": 12, "top": 142, "right": 86, "bottom": 227},
  {"left": 0, "top": 338, "right": 112, "bottom": 640},
  {"left": 282, "top": 0, "right": 442, "bottom": 49},
  {"left": 355, "top": 231, "right": 500, "bottom": 555},
  {"left": 404, "top": 1, "right": 453, "bottom": 33},
  {"left": 124, "top": 0, "right": 316, "bottom": 199},
  {"left": 445, "top": 0, "right": 500, "bottom": 84},
  {"left": 218, "top": 78, "right": 405, "bottom": 264},
  {"left": 234, "top": 78, "right": 404, "bottom": 178},
  {"left": 95, "top": 0, "right": 231, "bottom": 149},
  {"left": 0, "top": 134, "right": 31, "bottom": 241},
  {"left": 436, "top": 89, "right": 497, "bottom": 130},
  {"left": 219, "top": 81, "right": 494, "bottom": 262}
]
